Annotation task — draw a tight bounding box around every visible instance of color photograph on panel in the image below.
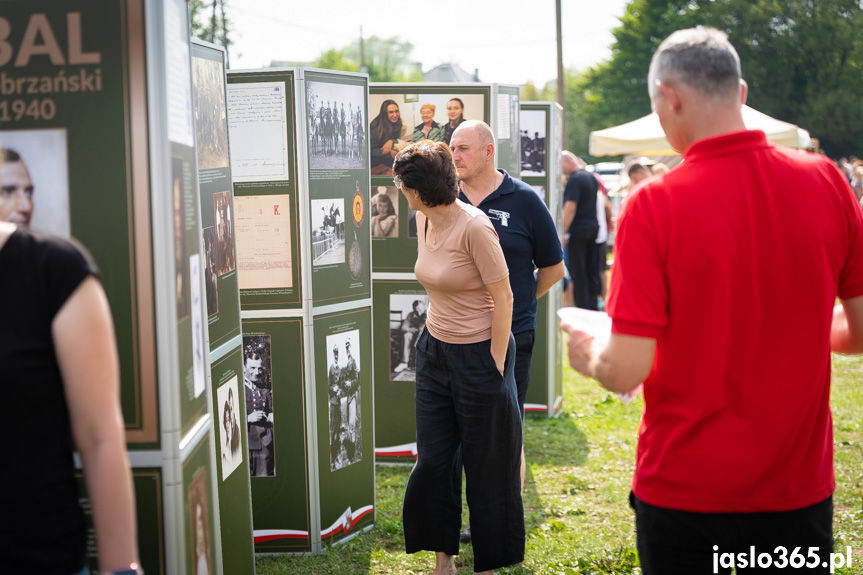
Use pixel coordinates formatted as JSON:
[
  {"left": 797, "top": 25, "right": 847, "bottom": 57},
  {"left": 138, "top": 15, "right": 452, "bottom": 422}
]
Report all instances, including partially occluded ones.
[
  {"left": 370, "top": 186, "right": 399, "bottom": 238},
  {"left": 243, "top": 335, "right": 276, "bottom": 477},
  {"left": 520, "top": 109, "right": 547, "bottom": 177},
  {"left": 217, "top": 376, "right": 243, "bottom": 480},
  {"left": 307, "top": 81, "right": 367, "bottom": 169},
  {"left": 0, "top": 129, "right": 70, "bottom": 236},
  {"left": 311, "top": 198, "right": 345, "bottom": 266},
  {"left": 326, "top": 329, "right": 362, "bottom": 472},
  {"left": 368, "top": 93, "right": 485, "bottom": 176},
  {"left": 389, "top": 294, "right": 428, "bottom": 382}
]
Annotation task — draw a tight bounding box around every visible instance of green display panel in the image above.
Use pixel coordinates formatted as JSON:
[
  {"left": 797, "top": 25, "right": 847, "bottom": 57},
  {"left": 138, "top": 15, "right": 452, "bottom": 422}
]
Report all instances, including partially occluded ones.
[
  {"left": 226, "top": 70, "right": 302, "bottom": 310},
  {"left": 191, "top": 41, "right": 241, "bottom": 348},
  {"left": 495, "top": 84, "right": 521, "bottom": 178},
  {"left": 314, "top": 308, "right": 375, "bottom": 544},
  {"left": 77, "top": 469, "right": 166, "bottom": 575},
  {"left": 371, "top": 280, "right": 429, "bottom": 464},
  {"left": 520, "top": 102, "right": 564, "bottom": 417},
  {"left": 241, "top": 317, "right": 311, "bottom": 553},
  {"left": 305, "top": 71, "right": 371, "bottom": 306},
  {"left": 209, "top": 349, "right": 256, "bottom": 571},
  {"left": 368, "top": 85, "right": 491, "bottom": 273},
  {"left": 0, "top": 0, "right": 159, "bottom": 446},
  {"left": 183, "top": 435, "right": 218, "bottom": 575},
  {"left": 173, "top": 140, "right": 210, "bottom": 438}
]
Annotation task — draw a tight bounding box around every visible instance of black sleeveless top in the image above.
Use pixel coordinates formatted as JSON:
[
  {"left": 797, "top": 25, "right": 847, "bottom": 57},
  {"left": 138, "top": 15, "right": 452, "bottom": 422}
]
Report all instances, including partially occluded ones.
[{"left": 0, "top": 227, "right": 99, "bottom": 573}]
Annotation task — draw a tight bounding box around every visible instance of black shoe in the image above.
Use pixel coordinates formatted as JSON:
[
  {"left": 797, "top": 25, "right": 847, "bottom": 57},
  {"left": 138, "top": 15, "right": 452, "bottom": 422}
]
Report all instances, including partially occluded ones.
[{"left": 459, "top": 528, "right": 471, "bottom": 544}]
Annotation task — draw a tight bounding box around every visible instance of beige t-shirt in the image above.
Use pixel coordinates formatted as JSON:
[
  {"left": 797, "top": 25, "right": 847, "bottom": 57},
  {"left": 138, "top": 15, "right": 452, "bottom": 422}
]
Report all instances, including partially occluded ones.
[{"left": 415, "top": 201, "right": 509, "bottom": 344}]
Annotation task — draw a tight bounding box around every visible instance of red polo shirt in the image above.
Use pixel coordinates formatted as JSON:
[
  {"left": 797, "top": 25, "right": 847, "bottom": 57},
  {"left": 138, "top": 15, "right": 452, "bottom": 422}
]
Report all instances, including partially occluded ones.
[{"left": 609, "top": 130, "right": 863, "bottom": 512}]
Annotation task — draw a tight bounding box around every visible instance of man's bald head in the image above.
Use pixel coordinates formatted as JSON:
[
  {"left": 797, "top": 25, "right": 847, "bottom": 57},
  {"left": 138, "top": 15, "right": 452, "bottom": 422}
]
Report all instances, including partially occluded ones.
[
  {"left": 452, "top": 120, "right": 495, "bottom": 148},
  {"left": 561, "top": 150, "right": 586, "bottom": 177}
]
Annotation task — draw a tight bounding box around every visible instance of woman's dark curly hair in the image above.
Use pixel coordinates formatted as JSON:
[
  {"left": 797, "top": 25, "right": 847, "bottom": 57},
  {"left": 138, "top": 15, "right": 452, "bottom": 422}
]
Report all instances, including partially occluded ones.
[{"left": 392, "top": 140, "right": 459, "bottom": 207}]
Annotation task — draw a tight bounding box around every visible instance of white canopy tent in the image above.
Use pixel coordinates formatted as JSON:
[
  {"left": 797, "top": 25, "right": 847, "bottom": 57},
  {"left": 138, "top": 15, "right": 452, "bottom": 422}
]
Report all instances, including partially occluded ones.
[{"left": 589, "top": 105, "right": 812, "bottom": 156}]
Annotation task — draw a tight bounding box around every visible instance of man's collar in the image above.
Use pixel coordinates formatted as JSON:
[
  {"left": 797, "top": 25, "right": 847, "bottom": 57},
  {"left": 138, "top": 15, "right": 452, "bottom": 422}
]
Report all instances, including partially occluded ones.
[
  {"left": 459, "top": 169, "right": 513, "bottom": 206},
  {"left": 243, "top": 377, "right": 255, "bottom": 391}
]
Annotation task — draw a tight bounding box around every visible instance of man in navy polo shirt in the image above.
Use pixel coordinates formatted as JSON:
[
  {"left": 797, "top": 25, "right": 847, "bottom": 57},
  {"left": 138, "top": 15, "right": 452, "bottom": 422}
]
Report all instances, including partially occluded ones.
[{"left": 452, "top": 120, "right": 565, "bottom": 477}]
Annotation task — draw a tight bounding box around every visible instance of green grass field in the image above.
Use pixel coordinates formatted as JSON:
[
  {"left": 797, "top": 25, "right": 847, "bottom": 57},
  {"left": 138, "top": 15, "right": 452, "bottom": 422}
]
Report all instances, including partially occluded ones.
[{"left": 258, "top": 354, "right": 863, "bottom": 574}]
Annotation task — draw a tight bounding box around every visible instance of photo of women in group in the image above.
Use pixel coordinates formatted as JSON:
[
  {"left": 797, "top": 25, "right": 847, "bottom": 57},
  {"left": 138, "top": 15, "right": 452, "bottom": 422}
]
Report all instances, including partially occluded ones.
[
  {"left": 368, "top": 93, "right": 486, "bottom": 175},
  {"left": 370, "top": 186, "right": 399, "bottom": 238}
]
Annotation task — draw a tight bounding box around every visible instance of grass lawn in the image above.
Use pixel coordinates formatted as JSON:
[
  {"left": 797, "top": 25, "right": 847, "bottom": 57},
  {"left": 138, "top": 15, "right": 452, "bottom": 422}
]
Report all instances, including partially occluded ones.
[{"left": 258, "top": 354, "right": 863, "bottom": 574}]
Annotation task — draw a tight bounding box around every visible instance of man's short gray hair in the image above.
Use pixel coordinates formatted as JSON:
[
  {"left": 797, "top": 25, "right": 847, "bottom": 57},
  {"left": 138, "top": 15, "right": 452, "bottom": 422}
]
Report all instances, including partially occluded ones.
[{"left": 648, "top": 27, "right": 742, "bottom": 103}]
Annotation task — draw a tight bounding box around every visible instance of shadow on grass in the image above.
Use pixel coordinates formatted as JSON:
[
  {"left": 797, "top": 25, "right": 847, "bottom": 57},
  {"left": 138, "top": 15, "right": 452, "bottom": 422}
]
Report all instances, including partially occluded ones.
[{"left": 524, "top": 412, "right": 590, "bottom": 467}]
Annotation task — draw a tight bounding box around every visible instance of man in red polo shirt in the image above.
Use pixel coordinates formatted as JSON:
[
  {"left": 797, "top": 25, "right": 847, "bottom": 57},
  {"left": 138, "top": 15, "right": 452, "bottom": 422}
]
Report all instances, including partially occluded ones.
[{"left": 562, "top": 27, "right": 863, "bottom": 574}]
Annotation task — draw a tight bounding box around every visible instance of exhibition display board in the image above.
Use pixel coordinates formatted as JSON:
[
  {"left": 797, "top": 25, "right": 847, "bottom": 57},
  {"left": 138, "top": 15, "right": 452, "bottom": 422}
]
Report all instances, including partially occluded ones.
[
  {"left": 227, "top": 67, "right": 374, "bottom": 554},
  {"left": 368, "top": 83, "right": 520, "bottom": 463},
  {"left": 191, "top": 39, "right": 255, "bottom": 573},
  {"left": 519, "top": 102, "right": 564, "bottom": 417},
  {"left": 1, "top": 1, "right": 227, "bottom": 573}
]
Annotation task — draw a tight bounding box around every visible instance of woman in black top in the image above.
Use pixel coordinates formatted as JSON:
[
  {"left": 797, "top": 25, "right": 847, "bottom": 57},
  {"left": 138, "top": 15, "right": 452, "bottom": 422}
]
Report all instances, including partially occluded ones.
[{"left": 0, "top": 221, "right": 140, "bottom": 574}]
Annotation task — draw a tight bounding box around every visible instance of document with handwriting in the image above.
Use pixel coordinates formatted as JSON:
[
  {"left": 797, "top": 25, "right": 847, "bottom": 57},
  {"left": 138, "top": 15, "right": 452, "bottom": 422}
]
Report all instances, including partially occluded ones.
[{"left": 227, "top": 81, "right": 290, "bottom": 182}]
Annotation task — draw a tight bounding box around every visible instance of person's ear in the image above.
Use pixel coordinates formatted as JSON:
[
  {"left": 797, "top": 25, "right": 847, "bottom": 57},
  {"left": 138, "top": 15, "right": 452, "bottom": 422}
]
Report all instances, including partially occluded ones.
[
  {"left": 657, "top": 81, "right": 682, "bottom": 115},
  {"left": 739, "top": 79, "right": 748, "bottom": 106}
]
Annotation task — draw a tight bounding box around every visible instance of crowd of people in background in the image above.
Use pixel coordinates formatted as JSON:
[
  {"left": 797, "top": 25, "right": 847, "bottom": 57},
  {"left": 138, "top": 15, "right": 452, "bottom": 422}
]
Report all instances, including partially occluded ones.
[{"left": 837, "top": 156, "right": 863, "bottom": 208}]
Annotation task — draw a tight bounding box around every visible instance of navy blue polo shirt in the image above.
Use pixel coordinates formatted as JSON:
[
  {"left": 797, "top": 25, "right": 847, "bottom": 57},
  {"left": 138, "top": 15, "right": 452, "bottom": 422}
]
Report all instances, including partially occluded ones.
[{"left": 459, "top": 170, "right": 563, "bottom": 334}]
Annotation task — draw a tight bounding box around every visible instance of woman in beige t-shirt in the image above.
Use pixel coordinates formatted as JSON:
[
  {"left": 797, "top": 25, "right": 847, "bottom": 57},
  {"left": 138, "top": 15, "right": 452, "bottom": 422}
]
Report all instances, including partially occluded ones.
[{"left": 393, "top": 141, "right": 525, "bottom": 575}]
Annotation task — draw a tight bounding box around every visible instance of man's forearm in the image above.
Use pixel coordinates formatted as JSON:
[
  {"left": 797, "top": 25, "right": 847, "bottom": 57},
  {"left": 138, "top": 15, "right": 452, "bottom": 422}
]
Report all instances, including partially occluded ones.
[{"left": 536, "top": 261, "right": 565, "bottom": 299}]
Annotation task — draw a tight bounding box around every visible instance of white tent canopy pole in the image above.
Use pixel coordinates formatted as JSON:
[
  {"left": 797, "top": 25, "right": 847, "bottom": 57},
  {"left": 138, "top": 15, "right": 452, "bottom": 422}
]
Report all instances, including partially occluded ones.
[{"left": 589, "top": 105, "right": 812, "bottom": 157}]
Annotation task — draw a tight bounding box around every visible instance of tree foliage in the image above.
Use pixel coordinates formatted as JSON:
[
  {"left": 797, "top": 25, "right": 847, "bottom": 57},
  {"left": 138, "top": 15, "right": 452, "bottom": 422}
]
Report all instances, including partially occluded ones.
[
  {"left": 525, "top": 0, "right": 863, "bottom": 158},
  {"left": 188, "top": 0, "right": 233, "bottom": 62},
  {"left": 312, "top": 36, "right": 422, "bottom": 83}
]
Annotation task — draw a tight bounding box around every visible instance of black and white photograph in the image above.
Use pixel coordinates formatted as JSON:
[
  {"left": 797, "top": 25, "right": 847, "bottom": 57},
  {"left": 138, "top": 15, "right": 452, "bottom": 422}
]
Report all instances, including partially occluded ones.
[
  {"left": 190, "top": 254, "right": 206, "bottom": 399},
  {"left": 307, "top": 81, "right": 366, "bottom": 170},
  {"left": 0, "top": 129, "right": 70, "bottom": 236},
  {"left": 368, "top": 93, "right": 486, "bottom": 176},
  {"left": 311, "top": 198, "right": 345, "bottom": 266},
  {"left": 370, "top": 186, "right": 399, "bottom": 238},
  {"left": 389, "top": 294, "right": 428, "bottom": 382},
  {"left": 520, "top": 109, "right": 547, "bottom": 176},
  {"left": 192, "top": 55, "right": 230, "bottom": 171},
  {"left": 188, "top": 469, "right": 212, "bottom": 575},
  {"left": 408, "top": 208, "right": 418, "bottom": 239},
  {"left": 326, "top": 329, "right": 362, "bottom": 471},
  {"left": 213, "top": 190, "right": 236, "bottom": 275},
  {"left": 202, "top": 226, "right": 219, "bottom": 316},
  {"left": 217, "top": 376, "right": 243, "bottom": 480},
  {"left": 243, "top": 335, "right": 276, "bottom": 477}
]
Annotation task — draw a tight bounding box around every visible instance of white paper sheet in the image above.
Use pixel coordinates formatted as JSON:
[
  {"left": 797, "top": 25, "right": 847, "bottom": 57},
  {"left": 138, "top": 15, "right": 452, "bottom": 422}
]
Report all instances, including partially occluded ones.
[{"left": 227, "top": 81, "right": 290, "bottom": 182}]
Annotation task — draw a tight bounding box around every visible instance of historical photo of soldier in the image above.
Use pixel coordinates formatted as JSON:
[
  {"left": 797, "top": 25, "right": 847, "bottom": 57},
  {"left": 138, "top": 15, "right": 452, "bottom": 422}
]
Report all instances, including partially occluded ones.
[
  {"left": 192, "top": 55, "right": 230, "bottom": 171},
  {"left": 0, "top": 129, "right": 70, "bottom": 236},
  {"left": 217, "top": 376, "right": 243, "bottom": 480},
  {"left": 390, "top": 294, "right": 429, "bottom": 382},
  {"left": 213, "top": 190, "right": 236, "bottom": 275},
  {"left": 370, "top": 186, "right": 399, "bottom": 238},
  {"left": 243, "top": 335, "right": 275, "bottom": 477},
  {"left": 326, "top": 330, "right": 362, "bottom": 471},
  {"left": 202, "top": 226, "right": 219, "bottom": 316},
  {"left": 520, "top": 109, "right": 547, "bottom": 177},
  {"left": 188, "top": 469, "right": 212, "bottom": 575},
  {"left": 311, "top": 198, "right": 345, "bottom": 266},
  {"left": 306, "top": 81, "right": 366, "bottom": 170}
]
